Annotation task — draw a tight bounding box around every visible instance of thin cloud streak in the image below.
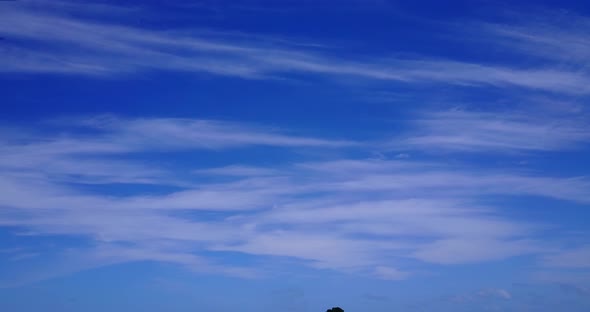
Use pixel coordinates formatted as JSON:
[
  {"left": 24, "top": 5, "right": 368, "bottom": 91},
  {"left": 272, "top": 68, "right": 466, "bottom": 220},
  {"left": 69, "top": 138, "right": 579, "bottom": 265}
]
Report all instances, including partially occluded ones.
[
  {"left": 542, "top": 246, "right": 590, "bottom": 269},
  {"left": 481, "top": 14, "right": 590, "bottom": 64},
  {"left": 2, "top": 116, "right": 589, "bottom": 284},
  {"left": 1, "top": 3, "right": 590, "bottom": 93},
  {"left": 396, "top": 110, "right": 590, "bottom": 153}
]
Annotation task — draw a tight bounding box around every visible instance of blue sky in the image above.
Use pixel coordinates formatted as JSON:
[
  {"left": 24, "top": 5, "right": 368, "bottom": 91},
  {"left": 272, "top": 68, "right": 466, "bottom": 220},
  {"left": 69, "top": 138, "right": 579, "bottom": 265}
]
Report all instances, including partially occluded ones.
[{"left": 1, "top": 0, "right": 590, "bottom": 311}]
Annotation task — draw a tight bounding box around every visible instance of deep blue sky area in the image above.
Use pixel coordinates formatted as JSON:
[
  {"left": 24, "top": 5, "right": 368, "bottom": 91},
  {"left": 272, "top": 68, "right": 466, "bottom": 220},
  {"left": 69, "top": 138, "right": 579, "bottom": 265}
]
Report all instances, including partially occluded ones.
[{"left": 1, "top": 1, "right": 590, "bottom": 311}]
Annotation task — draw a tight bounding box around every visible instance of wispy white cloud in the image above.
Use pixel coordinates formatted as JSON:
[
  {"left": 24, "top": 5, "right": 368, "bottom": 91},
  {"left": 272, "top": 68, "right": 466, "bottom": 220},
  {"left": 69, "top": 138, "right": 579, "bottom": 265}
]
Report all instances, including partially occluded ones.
[
  {"left": 525, "top": 271, "right": 590, "bottom": 304},
  {"left": 194, "top": 165, "right": 280, "bottom": 177},
  {"left": 413, "top": 238, "right": 540, "bottom": 264},
  {"left": 54, "top": 115, "right": 355, "bottom": 150},
  {"left": 0, "top": 242, "right": 256, "bottom": 288},
  {"left": 558, "top": 283, "right": 590, "bottom": 296},
  {"left": 542, "top": 246, "right": 590, "bottom": 268},
  {"left": 1, "top": 2, "right": 590, "bottom": 93},
  {"left": 8, "top": 252, "right": 40, "bottom": 262},
  {"left": 397, "top": 110, "right": 590, "bottom": 153},
  {"left": 373, "top": 266, "right": 409, "bottom": 280},
  {"left": 295, "top": 159, "right": 590, "bottom": 203},
  {"left": 531, "top": 270, "right": 590, "bottom": 286},
  {"left": 2, "top": 1, "right": 590, "bottom": 296},
  {"left": 477, "top": 288, "right": 512, "bottom": 300},
  {"left": 2, "top": 116, "right": 589, "bottom": 284},
  {"left": 448, "top": 288, "right": 512, "bottom": 304},
  {"left": 0, "top": 116, "right": 353, "bottom": 186},
  {"left": 481, "top": 13, "right": 590, "bottom": 64}
]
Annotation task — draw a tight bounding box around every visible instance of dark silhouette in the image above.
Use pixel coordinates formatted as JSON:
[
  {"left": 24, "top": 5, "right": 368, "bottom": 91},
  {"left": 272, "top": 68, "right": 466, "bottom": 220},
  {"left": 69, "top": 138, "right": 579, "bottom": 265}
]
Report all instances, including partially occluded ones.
[{"left": 326, "top": 308, "right": 344, "bottom": 312}]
